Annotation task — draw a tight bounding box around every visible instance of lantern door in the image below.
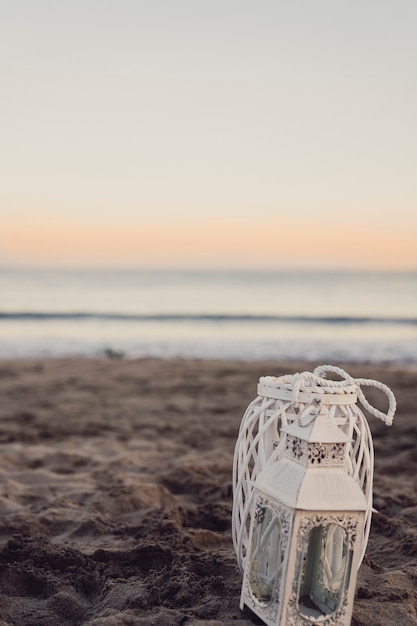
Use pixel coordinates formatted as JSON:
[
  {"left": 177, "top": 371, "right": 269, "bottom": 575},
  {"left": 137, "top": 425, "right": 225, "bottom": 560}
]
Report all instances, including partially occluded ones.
[
  {"left": 240, "top": 493, "right": 293, "bottom": 626},
  {"left": 285, "top": 512, "right": 365, "bottom": 626}
]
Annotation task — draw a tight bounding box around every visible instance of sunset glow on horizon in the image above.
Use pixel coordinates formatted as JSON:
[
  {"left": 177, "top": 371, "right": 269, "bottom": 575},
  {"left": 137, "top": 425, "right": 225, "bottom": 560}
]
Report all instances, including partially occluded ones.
[
  {"left": 1, "top": 1, "right": 416, "bottom": 271},
  {"left": 4, "top": 214, "right": 416, "bottom": 271}
]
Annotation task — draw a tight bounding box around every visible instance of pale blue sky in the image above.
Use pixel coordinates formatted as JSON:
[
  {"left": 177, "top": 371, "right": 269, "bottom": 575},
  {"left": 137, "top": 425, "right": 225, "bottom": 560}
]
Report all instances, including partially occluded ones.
[{"left": 1, "top": 1, "right": 416, "bottom": 267}]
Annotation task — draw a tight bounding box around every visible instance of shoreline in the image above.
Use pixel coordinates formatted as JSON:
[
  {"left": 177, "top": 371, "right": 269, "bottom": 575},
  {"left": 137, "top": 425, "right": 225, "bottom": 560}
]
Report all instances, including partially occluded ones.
[{"left": 0, "top": 357, "right": 416, "bottom": 625}]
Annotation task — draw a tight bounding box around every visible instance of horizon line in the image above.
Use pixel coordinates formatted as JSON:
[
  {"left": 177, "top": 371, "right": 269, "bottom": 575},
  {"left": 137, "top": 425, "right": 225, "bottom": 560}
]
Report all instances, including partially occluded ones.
[{"left": 1, "top": 263, "right": 416, "bottom": 274}]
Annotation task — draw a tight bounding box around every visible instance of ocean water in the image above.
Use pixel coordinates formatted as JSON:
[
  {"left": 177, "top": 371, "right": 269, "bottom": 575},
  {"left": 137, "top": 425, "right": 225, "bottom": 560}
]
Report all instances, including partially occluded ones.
[{"left": 0, "top": 268, "right": 416, "bottom": 362}]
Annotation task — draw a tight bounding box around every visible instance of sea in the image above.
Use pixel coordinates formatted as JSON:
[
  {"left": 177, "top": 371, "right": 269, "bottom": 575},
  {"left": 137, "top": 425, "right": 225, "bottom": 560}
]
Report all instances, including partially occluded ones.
[{"left": 0, "top": 268, "right": 416, "bottom": 363}]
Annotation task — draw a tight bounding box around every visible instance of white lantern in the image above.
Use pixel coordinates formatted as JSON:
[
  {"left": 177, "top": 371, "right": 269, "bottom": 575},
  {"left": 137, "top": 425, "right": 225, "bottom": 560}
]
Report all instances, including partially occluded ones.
[{"left": 233, "top": 366, "right": 396, "bottom": 626}]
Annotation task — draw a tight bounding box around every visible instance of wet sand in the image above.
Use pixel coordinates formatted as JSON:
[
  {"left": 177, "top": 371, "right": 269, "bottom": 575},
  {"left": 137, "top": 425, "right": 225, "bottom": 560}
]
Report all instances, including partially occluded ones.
[{"left": 0, "top": 358, "right": 416, "bottom": 625}]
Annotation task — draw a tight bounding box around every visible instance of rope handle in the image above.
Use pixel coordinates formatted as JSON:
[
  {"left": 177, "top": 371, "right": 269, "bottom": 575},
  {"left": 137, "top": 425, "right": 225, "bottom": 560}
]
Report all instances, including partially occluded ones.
[{"left": 313, "top": 365, "right": 396, "bottom": 426}]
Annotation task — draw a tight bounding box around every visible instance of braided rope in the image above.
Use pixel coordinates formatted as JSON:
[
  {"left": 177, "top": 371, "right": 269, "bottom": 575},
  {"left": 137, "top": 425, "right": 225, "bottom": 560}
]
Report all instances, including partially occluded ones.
[
  {"left": 313, "top": 364, "right": 396, "bottom": 425},
  {"left": 232, "top": 365, "right": 396, "bottom": 572}
]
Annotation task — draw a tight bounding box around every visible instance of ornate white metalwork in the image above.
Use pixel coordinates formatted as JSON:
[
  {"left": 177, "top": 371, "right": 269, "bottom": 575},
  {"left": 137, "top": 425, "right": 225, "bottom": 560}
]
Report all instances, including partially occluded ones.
[
  {"left": 285, "top": 436, "right": 346, "bottom": 467},
  {"left": 285, "top": 513, "right": 360, "bottom": 626},
  {"left": 242, "top": 493, "right": 293, "bottom": 625},
  {"left": 307, "top": 441, "right": 346, "bottom": 467},
  {"left": 285, "top": 436, "right": 308, "bottom": 464},
  {"left": 232, "top": 365, "right": 396, "bottom": 572},
  {"left": 294, "top": 513, "right": 359, "bottom": 553}
]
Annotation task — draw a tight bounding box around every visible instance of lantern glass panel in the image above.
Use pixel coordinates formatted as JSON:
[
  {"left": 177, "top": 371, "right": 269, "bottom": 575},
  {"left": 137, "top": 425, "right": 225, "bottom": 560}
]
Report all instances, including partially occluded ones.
[
  {"left": 298, "top": 523, "right": 353, "bottom": 619},
  {"left": 249, "top": 507, "right": 285, "bottom": 605}
]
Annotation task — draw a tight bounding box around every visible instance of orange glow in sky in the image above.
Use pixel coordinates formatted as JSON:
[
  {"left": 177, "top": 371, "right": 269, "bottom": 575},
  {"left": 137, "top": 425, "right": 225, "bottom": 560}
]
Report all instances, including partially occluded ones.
[{"left": 3, "top": 216, "right": 415, "bottom": 270}]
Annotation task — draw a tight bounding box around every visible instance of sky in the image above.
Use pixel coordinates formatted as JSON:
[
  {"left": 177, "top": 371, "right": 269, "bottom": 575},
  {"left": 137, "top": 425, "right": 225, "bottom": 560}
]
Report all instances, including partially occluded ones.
[{"left": 1, "top": 0, "right": 416, "bottom": 270}]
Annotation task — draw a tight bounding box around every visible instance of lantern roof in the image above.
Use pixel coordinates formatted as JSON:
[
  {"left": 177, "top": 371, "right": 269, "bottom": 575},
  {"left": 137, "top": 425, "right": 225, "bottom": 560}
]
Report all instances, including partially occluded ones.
[
  {"left": 255, "top": 458, "right": 368, "bottom": 511},
  {"left": 283, "top": 407, "right": 351, "bottom": 444}
]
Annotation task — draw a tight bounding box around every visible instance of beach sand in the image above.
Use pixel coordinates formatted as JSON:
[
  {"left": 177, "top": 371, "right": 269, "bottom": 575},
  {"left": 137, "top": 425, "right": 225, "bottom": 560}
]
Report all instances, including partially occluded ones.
[{"left": 0, "top": 357, "right": 416, "bottom": 626}]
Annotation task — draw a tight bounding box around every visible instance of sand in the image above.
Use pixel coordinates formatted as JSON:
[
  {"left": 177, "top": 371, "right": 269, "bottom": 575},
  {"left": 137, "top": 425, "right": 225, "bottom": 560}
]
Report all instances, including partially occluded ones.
[{"left": 0, "top": 357, "right": 416, "bottom": 626}]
